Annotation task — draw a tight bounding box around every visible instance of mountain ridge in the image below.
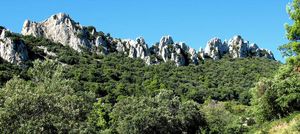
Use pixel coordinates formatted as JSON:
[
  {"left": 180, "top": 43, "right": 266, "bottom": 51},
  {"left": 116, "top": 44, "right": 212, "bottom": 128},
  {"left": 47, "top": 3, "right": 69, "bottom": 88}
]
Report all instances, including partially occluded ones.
[{"left": 1, "top": 13, "right": 275, "bottom": 65}]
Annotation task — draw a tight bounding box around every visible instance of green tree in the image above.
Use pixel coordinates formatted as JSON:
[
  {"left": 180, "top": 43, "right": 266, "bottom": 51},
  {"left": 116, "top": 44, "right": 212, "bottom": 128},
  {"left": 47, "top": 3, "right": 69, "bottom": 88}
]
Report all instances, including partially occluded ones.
[
  {"left": 251, "top": 65, "right": 300, "bottom": 123},
  {"left": 279, "top": 0, "right": 300, "bottom": 66},
  {"left": 88, "top": 98, "right": 112, "bottom": 133},
  {"left": 0, "top": 60, "right": 95, "bottom": 133}
]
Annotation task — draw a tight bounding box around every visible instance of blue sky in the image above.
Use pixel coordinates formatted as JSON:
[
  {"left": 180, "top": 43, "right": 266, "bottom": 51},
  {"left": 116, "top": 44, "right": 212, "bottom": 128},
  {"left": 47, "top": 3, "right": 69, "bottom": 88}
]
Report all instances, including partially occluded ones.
[{"left": 0, "top": 0, "right": 293, "bottom": 61}]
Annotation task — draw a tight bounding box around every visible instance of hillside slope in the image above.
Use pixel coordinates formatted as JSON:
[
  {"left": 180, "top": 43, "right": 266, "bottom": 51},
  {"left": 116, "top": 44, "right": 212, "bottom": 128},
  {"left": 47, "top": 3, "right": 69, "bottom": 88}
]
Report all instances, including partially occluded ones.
[{"left": 0, "top": 13, "right": 282, "bottom": 133}]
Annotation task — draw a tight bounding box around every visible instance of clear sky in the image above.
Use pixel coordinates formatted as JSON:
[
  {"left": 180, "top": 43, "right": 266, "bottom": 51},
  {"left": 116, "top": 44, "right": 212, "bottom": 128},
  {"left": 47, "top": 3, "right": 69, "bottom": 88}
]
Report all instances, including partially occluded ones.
[{"left": 0, "top": 0, "right": 293, "bottom": 61}]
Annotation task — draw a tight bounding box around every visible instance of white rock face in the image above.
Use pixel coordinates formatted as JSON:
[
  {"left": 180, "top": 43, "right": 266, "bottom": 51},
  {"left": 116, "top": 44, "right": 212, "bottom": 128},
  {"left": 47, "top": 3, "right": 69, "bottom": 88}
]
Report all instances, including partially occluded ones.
[
  {"left": 160, "top": 45, "right": 169, "bottom": 62},
  {"left": 22, "top": 13, "right": 90, "bottom": 52},
  {"left": 122, "top": 37, "right": 149, "bottom": 59},
  {"left": 134, "top": 37, "right": 149, "bottom": 59},
  {"left": 159, "top": 35, "right": 174, "bottom": 49},
  {"left": 198, "top": 47, "right": 205, "bottom": 60},
  {"left": 111, "top": 37, "right": 151, "bottom": 64},
  {"left": 37, "top": 46, "right": 57, "bottom": 57},
  {"left": 153, "top": 36, "right": 200, "bottom": 66},
  {"left": 228, "top": 35, "right": 249, "bottom": 58},
  {"left": 204, "top": 38, "right": 228, "bottom": 60},
  {"left": 0, "top": 29, "right": 28, "bottom": 64},
  {"left": 189, "top": 48, "right": 199, "bottom": 64},
  {"left": 95, "top": 36, "right": 108, "bottom": 54},
  {"left": 203, "top": 35, "right": 275, "bottom": 60},
  {"left": 157, "top": 36, "right": 174, "bottom": 62},
  {"left": 115, "top": 39, "right": 126, "bottom": 53}
]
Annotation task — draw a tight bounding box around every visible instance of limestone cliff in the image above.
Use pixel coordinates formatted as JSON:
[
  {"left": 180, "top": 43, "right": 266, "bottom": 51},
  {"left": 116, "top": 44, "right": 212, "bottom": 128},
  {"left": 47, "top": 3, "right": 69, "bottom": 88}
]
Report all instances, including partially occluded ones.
[
  {"left": 0, "top": 27, "right": 28, "bottom": 64},
  {"left": 19, "top": 13, "right": 275, "bottom": 66}
]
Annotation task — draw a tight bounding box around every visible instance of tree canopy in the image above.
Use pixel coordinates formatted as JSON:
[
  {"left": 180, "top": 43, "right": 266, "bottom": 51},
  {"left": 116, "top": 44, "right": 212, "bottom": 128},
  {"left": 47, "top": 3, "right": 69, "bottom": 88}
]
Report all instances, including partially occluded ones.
[{"left": 279, "top": 0, "right": 300, "bottom": 65}]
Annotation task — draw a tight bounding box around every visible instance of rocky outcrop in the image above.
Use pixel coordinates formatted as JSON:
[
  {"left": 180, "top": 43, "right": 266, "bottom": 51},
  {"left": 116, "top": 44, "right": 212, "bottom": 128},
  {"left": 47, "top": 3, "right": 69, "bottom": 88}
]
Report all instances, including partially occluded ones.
[
  {"left": 117, "top": 37, "right": 150, "bottom": 64},
  {"left": 150, "top": 36, "right": 200, "bottom": 66},
  {"left": 189, "top": 48, "right": 199, "bottom": 65},
  {"left": 22, "top": 13, "right": 90, "bottom": 52},
  {"left": 95, "top": 36, "right": 108, "bottom": 54},
  {"left": 248, "top": 43, "right": 274, "bottom": 59},
  {"left": 21, "top": 13, "right": 153, "bottom": 64},
  {"left": 204, "top": 38, "right": 228, "bottom": 60},
  {"left": 112, "top": 37, "right": 151, "bottom": 64},
  {"left": 0, "top": 28, "right": 28, "bottom": 64},
  {"left": 198, "top": 47, "right": 205, "bottom": 60},
  {"left": 228, "top": 35, "right": 249, "bottom": 58},
  {"left": 203, "top": 35, "right": 275, "bottom": 60},
  {"left": 37, "top": 46, "right": 57, "bottom": 57},
  {"left": 124, "top": 37, "right": 149, "bottom": 59},
  {"left": 19, "top": 13, "right": 275, "bottom": 66}
]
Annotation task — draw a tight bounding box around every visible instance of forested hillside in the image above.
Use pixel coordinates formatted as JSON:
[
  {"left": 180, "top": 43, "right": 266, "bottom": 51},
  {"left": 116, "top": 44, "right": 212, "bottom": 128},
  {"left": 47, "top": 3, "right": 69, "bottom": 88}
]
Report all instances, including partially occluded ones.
[
  {"left": 0, "top": 33, "right": 280, "bottom": 133},
  {"left": 1, "top": 0, "right": 300, "bottom": 133}
]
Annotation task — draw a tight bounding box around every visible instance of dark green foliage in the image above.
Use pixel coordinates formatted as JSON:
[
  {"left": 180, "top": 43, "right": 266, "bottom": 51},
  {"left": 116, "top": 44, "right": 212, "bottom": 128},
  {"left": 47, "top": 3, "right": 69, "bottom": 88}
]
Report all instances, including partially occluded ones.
[
  {"left": 0, "top": 58, "right": 22, "bottom": 87},
  {"left": 251, "top": 65, "right": 300, "bottom": 122},
  {"left": 78, "top": 32, "right": 84, "bottom": 39},
  {"left": 3, "top": 31, "right": 23, "bottom": 44},
  {"left": 59, "top": 52, "right": 277, "bottom": 133},
  {"left": 109, "top": 90, "right": 207, "bottom": 134},
  {"left": 62, "top": 52, "right": 279, "bottom": 105},
  {"left": 201, "top": 100, "right": 250, "bottom": 134},
  {"left": 21, "top": 35, "right": 85, "bottom": 65},
  {"left": 87, "top": 26, "right": 96, "bottom": 33},
  {"left": 0, "top": 60, "right": 95, "bottom": 133}
]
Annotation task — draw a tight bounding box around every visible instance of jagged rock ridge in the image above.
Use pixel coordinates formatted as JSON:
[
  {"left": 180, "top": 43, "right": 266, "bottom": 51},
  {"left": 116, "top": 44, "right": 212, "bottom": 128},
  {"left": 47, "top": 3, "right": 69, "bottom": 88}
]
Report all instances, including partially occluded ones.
[
  {"left": 22, "top": 13, "right": 91, "bottom": 52},
  {"left": 0, "top": 13, "right": 276, "bottom": 65},
  {"left": 201, "top": 35, "right": 275, "bottom": 60}
]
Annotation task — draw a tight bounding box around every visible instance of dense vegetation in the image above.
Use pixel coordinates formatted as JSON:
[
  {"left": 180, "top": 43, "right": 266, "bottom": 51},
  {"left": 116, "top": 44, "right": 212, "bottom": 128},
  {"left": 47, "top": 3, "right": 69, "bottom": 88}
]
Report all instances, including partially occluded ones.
[
  {"left": 1, "top": 0, "right": 300, "bottom": 133},
  {"left": 0, "top": 34, "right": 280, "bottom": 133},
  {"left": 0, "top": 61, "right": 94, "bottom": 133}
]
